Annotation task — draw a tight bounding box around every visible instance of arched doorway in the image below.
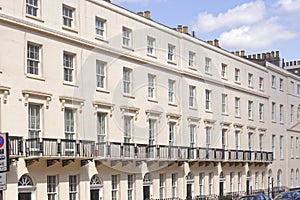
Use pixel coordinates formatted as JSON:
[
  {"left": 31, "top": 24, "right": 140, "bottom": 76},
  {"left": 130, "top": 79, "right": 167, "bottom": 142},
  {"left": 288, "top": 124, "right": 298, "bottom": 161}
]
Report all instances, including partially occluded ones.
[
  {"left": 219, "top": 172, "right": 225, "bottom": 197},
  {"left": 18, "top": 174, "right": 35, "bottom": 200},
  {"left": 143, "top": 173, "right": 152, "bottom": 200},
  {"left": 90, "top": 175, "right": 103, "bottom": 200},
  {"left": 186, "top": 172, "right": 194, "bottom": 199},
  {"left": 246, "top": 171, "right": 252, "bottom": 195}
]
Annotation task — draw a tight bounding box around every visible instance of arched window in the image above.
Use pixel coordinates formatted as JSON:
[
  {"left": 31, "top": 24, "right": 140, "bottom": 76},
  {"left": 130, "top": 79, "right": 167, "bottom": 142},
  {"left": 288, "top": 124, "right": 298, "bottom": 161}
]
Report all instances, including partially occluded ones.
[
  {"left": 90, "top": 175, "right": 103, "bottom": 200},
  {"left": 186, "top": 172, "right": 194, "bottom": 182},
  {"left": 143, "top": 173, "right": 152, "bottom": 185},
  {"left": 18, "top": 174, "right": 34, "bottom": 187},
  {"left": 277, "top": 170, "right": 282, "bottom": 187}
]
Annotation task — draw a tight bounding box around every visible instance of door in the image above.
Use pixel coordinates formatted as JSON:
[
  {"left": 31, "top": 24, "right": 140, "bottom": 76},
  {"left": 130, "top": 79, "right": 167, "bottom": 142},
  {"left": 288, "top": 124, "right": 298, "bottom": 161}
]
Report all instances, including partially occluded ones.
[
  {"left": 219, "top": 181, "right": 224, "bottom": 196},
  {"left": 143, "top": 186, "right": 150, "bottom": 200},
  {"left": 187, "top": 184, "right": 192, "bottom": 199},
  {"left": 18, "top": 193, "right": 31, "bottom": 200},
  {"left": 90, "top": 189, "right": 99, "bottom": 200},
  {"left": 246, "top": 180, "right": 250, "bottom": 195}
]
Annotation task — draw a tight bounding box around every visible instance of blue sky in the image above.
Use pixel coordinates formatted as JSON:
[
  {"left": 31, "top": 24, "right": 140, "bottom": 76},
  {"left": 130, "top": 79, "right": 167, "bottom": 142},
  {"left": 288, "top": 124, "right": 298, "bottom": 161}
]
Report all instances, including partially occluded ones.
[{"left": 111, "top": 0, "right": 300, "bottom": 62}]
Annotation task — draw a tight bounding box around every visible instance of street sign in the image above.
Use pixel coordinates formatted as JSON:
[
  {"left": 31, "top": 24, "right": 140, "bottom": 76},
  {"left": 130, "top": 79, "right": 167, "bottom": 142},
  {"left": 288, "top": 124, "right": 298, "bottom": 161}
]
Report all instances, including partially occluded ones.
[
  {"left": 0, "top": 173, "right": 6, "bottom": 190},
  {"left": 0, "top": 133, "right": 9, "bottom": 173}
]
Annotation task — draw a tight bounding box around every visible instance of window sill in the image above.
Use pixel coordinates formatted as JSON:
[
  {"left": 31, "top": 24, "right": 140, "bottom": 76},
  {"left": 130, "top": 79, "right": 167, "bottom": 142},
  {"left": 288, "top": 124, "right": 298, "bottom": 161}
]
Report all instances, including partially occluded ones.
[
  {"left": 235, "top": 115, "right": 241, "bottom": 119},
  {"left": 248, "top": 85, "right": 254, "bottom": 89},
  {"left": 62, "top": 26, "right": 78, "bottom": 33},
  {"left": 205, "top": 110, "right": 213, "bottom": 113},
  {"left": 221, "top": 77, "right": 228, "bottom": 81},
  {"left": 96, "top": 88, "right": 110, "bottom": 94},
  {"left": 189, "top": 107, "right": 197, "bottom": 111},
  {"left": 248, "top": 118, "right": 254, "bottom": 121},
  {"left": 167, "top": 60, "right": 177, "bottom": 65},
  {"left": 123, "top": 94, "right": 135, "bottom": 99},
  {"left": 188, "top": 66, "right": 197, "bottom": 71},
  {"left": 168, "top": 103, "right": 177, "bottom": 107},
  {"left": 26, "top": 74, "right": 45, "bottom": 81},
  {"left": 272, "top": 86, "right": 276, "bottom": 89},
  {"left": 63, "top": 82, "right": 79, "bottom": 87},
  {"left": 259, "top": 120, "right": 264, "bottom": 123},
  {"left": 205, "top": 72, "right": 212, "bottom": 76},
  {"left": 95, "top": 36, "right": 108, "bottom": 43},
  {"left": 122, "top": 46, "right": 134, "bottom": 51},
  {"left": 25, "top": 14, "right": 44, "bottom": 22},
  {"left": 221, "top": 113, "right": 229, "bottom": 116},
  {"left": 280, "top": 122, "right": 284, "bottom": 125},
  {"left": 259, "top": 89, "right": 264, "bottom": 92},
  {"left": 147, "top": 54, "right": 157, "bottom": 59},
  {"left": 148, "top": 98, "right": 158, "bottom": 103},
  {"left": 272, "top": 121, "right": 276, "bottom": 123},
  {"left": 234, "top": 81, "right": 241, "bottom": 85}
]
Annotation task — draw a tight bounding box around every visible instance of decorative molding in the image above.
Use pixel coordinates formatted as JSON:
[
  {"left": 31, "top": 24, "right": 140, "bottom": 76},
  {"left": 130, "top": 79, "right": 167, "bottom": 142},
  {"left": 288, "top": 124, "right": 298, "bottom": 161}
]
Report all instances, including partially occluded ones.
[
  {"left": 0, "top": 86, "right": 10, "bottom": 104},
  {"left": 120, "top": 105, "right": 140, "bottom": 120},
  {"left": 145, "top": 109, "right": 163, "bottom": 122},
  {"left": 247, "top": 126, "right": 256, "bottom": 131},
  {"left": 187, "top": 116, "right": 201, "bottom": 127},
  {"left": 166, "top": 113, "right": 181, "bottom": 125},
  {"left": 203, "top": 119, "right": 216, "bottom": 125},
  {"left": 93, "top": 101, "right": 114, "bottom": 116},
  {"left": 59, "top": 96, "right": 85, "bottom": 112},
  {"left": 233, "top": 123, "right": 244, "bottom": 129},
  {"left": 22, "top": 90, "right": 52, "bottom": 108}
]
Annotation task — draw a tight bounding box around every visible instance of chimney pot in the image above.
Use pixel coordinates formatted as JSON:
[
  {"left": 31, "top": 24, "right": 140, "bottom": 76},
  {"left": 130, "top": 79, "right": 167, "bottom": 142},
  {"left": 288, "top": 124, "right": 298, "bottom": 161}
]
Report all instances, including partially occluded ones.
[
  {"left": 271, "top": 51, "right": 275, "bottom": 58},
  {"left": 290, "top": 61, "right": 293, "bottom": 66},
  {"left": 214, "top": 39, "right": 219, "bottom": 47},
  {"left": 262, "top": 53, "right": 266, "bottom": 59},
  {"left": 294, "top": 61, "right": 297, "bottom": 65},
  {"left": 137, "top": 12, "right": 143, "bottom": 16},
  {"left": 266, "top": 52, "right": 271, "bottom": 58},
  {"left": 183, "top": 26, "right": 188, "bottom": 34},
  {"left": 144, "top": 11, "right": 151, "bottom": 19},
  {"left": 248, "top": 55, "right": 251, "bottom": 59},
  {"left": 257, "top": 54, "right": 261, "bottom": 59},
  {"left": 241, "top": 50, "right": 245, "bottom": 57},
  {"left": 276, "top": 51, "right": 280, "bottom": 57},
  {"left": 207, "top": 40, "right": 213, "bottom": 45},
  {"left": 235, "top": 51, "right": 240, "bottom": 56},
  {"left": 177, "top": 25, "right": 182, "bottom": 33},
  {"left": 253, "top": 54, "right": 256, "bottom": 59},
  {"left": 298, "top": 61, "right": 300, "bottom": 65},
  {"left": 286, "top": 62, "right": 289, "bottom": 66}
]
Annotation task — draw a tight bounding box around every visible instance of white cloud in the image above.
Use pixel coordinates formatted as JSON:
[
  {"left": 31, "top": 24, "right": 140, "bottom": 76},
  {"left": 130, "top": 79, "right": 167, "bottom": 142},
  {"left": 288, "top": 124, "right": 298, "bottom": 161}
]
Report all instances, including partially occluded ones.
[
  {"left": 274, "top": 0, "right": 300, "bottom": 13},
  {"left": 192, "top": 0, "right": 266, "bottom": 33},
  {"left": 219, "top": 18, "right": 298, "bottom": 50}
]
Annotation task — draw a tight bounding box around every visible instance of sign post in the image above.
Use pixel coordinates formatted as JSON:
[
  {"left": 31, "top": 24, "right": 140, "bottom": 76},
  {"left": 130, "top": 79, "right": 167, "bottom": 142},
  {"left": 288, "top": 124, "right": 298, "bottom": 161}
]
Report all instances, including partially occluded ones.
[{"left": 0, "top": 132, "right": 9, "bottom": 193}]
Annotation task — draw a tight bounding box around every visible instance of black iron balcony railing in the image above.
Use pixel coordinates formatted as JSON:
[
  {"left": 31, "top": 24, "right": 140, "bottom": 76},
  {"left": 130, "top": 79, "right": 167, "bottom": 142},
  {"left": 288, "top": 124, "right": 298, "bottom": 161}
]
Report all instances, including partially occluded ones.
[
  {"left": 25, "top": 138, "right": 94, "bottom": 158},
  {"left": 8, "top": 136, "right": 273, "bottom": 163},
  {"left": 9, "top": 136, "right": 23, "bottom": 157}
]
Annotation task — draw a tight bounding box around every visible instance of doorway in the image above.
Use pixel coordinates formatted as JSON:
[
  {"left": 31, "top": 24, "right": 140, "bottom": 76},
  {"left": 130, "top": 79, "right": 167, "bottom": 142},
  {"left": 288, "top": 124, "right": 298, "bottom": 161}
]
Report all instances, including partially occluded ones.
[
  {"left": 143, "top": 186, "right": 150, "bottom": 200},
  {"left": 187, "top": 184, "right": 192, "bottom": 199},
  {"left": 18, "top": 193, "right": 31, "bottom": 200}
]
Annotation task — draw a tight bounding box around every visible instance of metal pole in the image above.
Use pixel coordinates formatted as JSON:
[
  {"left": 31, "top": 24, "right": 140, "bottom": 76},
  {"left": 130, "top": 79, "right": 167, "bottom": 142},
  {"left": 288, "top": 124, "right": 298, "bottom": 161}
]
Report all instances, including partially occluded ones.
[
  {"left": 268, "top": 176, "right": 270, "bottom": 197},
  {"left": 271, "top": 177, "right": 274, "bottom": 198}
]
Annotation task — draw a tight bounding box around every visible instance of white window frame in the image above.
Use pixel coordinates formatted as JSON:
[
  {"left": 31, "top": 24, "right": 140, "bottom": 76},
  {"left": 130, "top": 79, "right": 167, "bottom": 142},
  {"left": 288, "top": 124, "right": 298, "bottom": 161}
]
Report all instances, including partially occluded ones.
[
  {"left": 235, "top": 68, "right": 240, "bottom": 82},
  {"left": 188, "top": 51, "right": 196, "bottom": 67},
  {"left": 169, "top": 122, "right": 175, "bottom": 146},
  {"left": 127, "top": 175, "right": 134, "bottom": 200},
  {"left": 235, "top": 130, "right": 240, "bottom": 150},
  {"left": 279, "top": 78, "right": 284, "bottom": 91},
  {"left": 147, "top": 36, "right": 155, "bottom": 55},
  {"left": 189, "top": 125, "right": 196, "bottom": 148},
  {"left": 63, "top": 52, "right": 75, "bottom": 83},
  {"left": 248, "top": 100, "right": 253, "bottom": 119},
  {"left": 148, "top": 118, "right": 157, "bottom": 145},
  {"left": 123, "top": 67, "right": 132, "bottom": 95},
  {"left": 64, "top": 108, "right": 76, "bottom": 155},
  {"left": 199, "top": 173, "right": 204, "bottom": 195},
  {"left": 63, "top": 5, "right": 74, "bottom": 28},
  {"left": 111, "top": 175, "right": 119, "bottom": 200},
  {"left": 279, "top": 104, "right": 284, "bottom": 123},
  {"left": 221, "top": 63, "right": 227, "bottom": 78},
  {"left": 28, "top": 104, "right": 41, "bottom": 140},
  {"left": 259, "top": 134, "right": 264, "bottom": 151},
  {"left": 69, "top": 175, "right": 78, "bottom": 200},
  {"left": 27, "top": 42, "right": 41, "bottom": 76},
  {"left": 230, "top": 172, "right": 234, "bottom": 193},
  {"left": 205, "top": 57, "right": 211, "bottom": 73},
  {"left": 296, "top": 137, "right": 299, "bottom": 158},
  {"left": 95, "top": 17, "right": 106, "bottom": 39},
  {"left": 97, "top": 112, "right": 106, "bottom": 143},
  {"left": 171, "top": 173, "right": 177, "bottom": 199},
  {"left": 47, "top": 175, "right": 57, "bottom": 200},
  {"left": 205, "top": 89, "right": 211, "bottom": 111},
  {"left": 26, "top": 0, "right": 39, "bottom": 17},
  {"left": 259, "top": 77, "right": 264, "bottom": 91},
  {"left": 189, "top": 85, "right": 196, "bottom": 108},
  {"left": 148, "top": 74, "right": 156, "bottom": 99},
  {"left": 297, "top": 84, "right": 300, "bottom": 95},
  {"left": 280, "top": 136, "right": 284, "bottom": 159},
  {"left": 168, "top": 44, "right": 175, "bottom": 62},
  {"left": 124, "top": 115, "right": 132, "bottom": 143},
  {"left": 272, "top": 135, "right": 276, "bottom": 159},
  {"left": 238, "top": 172, "right": 242, "bottom": 193},
  {"left": 235, "top": 97, "right": 240, "bottom": 117},
  {"left": 291, "top": 136, "right": 294, "bottom": 158},
  {"left": 272, "top": 102, "right": 276, "bottom": 121},
  {"left": 168, "top": 79, "right": 175, "bottom": 104},
  {"left": 290, "top": 104, "right": 294, "bottom": 123},
  {"left": 221, "top": 93, "right": 227, "bottom": 114},
  {"left": 122, "top": 27, "right": 132, "bottom": 48},
  {"left": 248, "top": 132, "right": 253, "bottom": 151},
  {"left": 271, "top": 75, "right": 276, "bottom": 88},
  {"left": 205, "top": 126, "right": 211, "bottom": 148},
  {"left": 96, "top": 60, "right": 106, "bottom": 89},
  {"left": 259, "top": 103, "right": 264, "bottom": 121},
  {"left": 248, "top": 73, "right": 253, "bottom": 87},
  {"left": 209, "top": 172, "right": 213, "bottom": 195},
  {"left": 159, "top": 174, "right": 165, "bottom": 199}
]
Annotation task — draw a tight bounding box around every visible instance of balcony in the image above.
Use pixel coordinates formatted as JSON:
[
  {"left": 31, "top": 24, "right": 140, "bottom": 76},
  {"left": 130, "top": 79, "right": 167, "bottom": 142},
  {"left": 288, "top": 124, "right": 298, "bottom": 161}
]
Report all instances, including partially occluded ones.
[
  {"left": 9, "top": 136, "right": 23, "bottom": 158},
  {"left": 227, "top": 149, "right": 273, "bottom": 163}
]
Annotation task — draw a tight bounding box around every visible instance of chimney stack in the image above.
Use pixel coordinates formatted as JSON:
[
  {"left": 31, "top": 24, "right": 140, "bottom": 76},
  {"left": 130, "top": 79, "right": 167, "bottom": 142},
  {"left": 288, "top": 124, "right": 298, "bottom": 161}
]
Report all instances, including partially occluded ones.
[
  {"left": 137, "top": 12, "right": 143, "bottom": 16},
  {"left": 294, "top": 61, "right": 297, "bottom": 65},
  {"left": 248, "top": 55, "right": 251, "bottom": 59},
  {"left": 266, "top": 52, "right": 271, "bottom": 58},
  {"left": 276, "top": 51, "right": 279, "bottom": 57},
  {"left": 298, "top": 61, "right": 300, "bottom": 65},
  {"left": 257, "top": 54, "right": 261, "bottom": 59},
  {"left": 286, "top": 62, "right": 289, "bottom": 66},
  {"left": 241, "top": 50, "right": 245, "bottom": 57},
  {"left": 207, "top": 40, "right": 213, "bottom": 45},
  {"left": 183, "top": 26, "right": 189, "bottom": 34},
  {"left": 271, "top": 51, "right": 275, "bottom": 58},
  {"left": 252, "top": 54, "right": 256, "bottom": 59},
  {"left": 144, "top": 11, "right": 151, "bottom": 19},
  {"left": 177, "top": 25, "right": 182, "bottom": 33},
  {"left": 214, "top": 39, "right": 219, "bottom": 47},
  {"left": 290, "top": 61, "right": 293, "bottom": 66},
  {"left": 235, "top": 51, "right": 240, "bottom": 56},
  {"left": 262, "top": 53, "right": 266, "bottom": 59}
]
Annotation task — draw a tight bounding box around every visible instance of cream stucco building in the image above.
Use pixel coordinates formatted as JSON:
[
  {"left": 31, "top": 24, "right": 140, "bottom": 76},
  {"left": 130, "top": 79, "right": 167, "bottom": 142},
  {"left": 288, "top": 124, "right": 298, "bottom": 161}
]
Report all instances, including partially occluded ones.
[{"left": 0, "top": 0, "right": 299, "bottom": 200}]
